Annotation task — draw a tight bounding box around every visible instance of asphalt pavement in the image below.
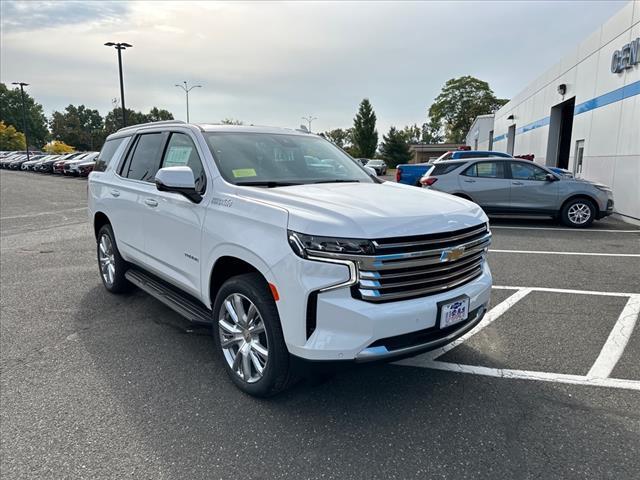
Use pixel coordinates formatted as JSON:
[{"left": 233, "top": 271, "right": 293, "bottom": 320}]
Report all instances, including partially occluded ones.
[{"left": 1, "top": 169, "right": 639, "bottom": 479}]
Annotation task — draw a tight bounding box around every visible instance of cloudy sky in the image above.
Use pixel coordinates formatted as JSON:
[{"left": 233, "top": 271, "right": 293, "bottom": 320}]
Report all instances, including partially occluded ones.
[{"left": 0, "top": 0, "right": 627, "bottom": 134}]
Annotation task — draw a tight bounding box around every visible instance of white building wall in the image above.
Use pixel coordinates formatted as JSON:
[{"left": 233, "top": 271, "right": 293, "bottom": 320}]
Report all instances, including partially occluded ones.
[
  {"left": 465, "top": 115, "right": 494, "bottom": 149},
  {"left": 484, "top": 0, "right": 640, "bottom": 220}
]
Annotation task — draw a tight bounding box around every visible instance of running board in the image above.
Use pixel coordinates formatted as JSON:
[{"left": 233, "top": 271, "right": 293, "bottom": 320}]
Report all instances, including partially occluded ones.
[{"left": 125, "top": 269, "right": 213, "bottom": 326}]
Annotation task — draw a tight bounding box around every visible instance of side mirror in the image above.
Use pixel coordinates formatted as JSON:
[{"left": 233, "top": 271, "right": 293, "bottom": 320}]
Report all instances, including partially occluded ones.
[
  {"left": 545, "top": 173, "right": 558, "bottom": 182},
  {"left": 155, "top": 166, "right": 202, "bottom": 203},
  {"left": 364, "top": 166, "right": 377, "bottom": 177}
]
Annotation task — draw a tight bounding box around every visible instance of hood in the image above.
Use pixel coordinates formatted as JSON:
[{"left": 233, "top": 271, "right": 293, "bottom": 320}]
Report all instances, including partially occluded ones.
[
  {"left": 237, "top": 181, "right": 487, "bottom": 239},
  {"left": 563, "top": 177, "right": 611, "bottom": 190}
]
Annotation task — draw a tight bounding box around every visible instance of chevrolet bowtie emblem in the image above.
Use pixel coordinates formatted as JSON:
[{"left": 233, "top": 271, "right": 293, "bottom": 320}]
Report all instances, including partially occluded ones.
[{"left": 440, "top": 246, "right": 465, "bottom": 262}]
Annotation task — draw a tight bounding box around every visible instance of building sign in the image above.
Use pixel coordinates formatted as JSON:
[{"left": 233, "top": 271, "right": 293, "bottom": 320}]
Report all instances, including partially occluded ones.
[{"left": 611, "top": 37, "right": 640, "bottom": 74}]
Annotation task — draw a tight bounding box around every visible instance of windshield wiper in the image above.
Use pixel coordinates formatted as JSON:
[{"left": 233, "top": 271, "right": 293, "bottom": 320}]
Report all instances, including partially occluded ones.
[
  {"left": 312, "top": 179, "right": 361, "bottom": 184},
  {"left": 235, "top": 181, "right": 302, "bottom": 188}
]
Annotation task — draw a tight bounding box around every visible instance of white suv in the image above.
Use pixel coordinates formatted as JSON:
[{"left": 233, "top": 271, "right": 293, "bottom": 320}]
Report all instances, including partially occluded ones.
[{"left": 88, "top": 121, "right": 492, "bottom": 396}]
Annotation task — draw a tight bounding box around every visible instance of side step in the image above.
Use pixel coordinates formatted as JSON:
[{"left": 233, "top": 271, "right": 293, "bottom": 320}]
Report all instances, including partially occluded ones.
[{"left": 125, "top": 268, "right": 213, "bottom": 326}]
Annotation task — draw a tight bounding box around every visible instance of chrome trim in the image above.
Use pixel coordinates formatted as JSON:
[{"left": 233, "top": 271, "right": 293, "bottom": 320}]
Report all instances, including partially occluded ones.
[
  {"left": 355, "top": 306, "right": 486, "bottom": 362},
  {"left": 372, "top": 224, "right": 487, "bottom": 250},
  {"left": 358, "top": 267, "right": 483, "bottom": 302},
  {"left": 359, "top": 251, "right": 484, "bottom": 280}
]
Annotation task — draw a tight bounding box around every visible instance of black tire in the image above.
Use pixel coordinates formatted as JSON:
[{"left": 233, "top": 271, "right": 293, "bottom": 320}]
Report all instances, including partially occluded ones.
[
  {"left": 212, "top": 273, "right": 294, "bottom": 397},
  {"left": 96, "top": 224, "right": 132, "bottom": 293},
  {"left": 560, "top": 198, "right": 596, "bottom": 228}
]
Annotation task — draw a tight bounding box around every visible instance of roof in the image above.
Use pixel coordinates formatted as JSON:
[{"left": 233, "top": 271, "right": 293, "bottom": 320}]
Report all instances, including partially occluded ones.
[{"left": 112, "top": 121, "right": 312, "bottom": 137}]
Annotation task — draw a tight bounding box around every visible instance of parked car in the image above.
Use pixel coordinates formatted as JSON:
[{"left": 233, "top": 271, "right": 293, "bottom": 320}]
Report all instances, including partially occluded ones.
[
  {"left": 420, "top": 158, "right": 614, "bottom": 227},
  {"left": 89, "top": 122, "right": 492, "bottom": 396},
  {"left": 0, "top": 154, "right": 23, "bottom": 168},
  {"left": 65, "top": 152, "right": 99, "bottom": 175},
  {"left": 22, "top": 154, "right": 55, "bottom": 171},
  {"left": 76, "top": 160, "right": 96, "bottom": 177},
  {"left": 37, "top": 152, "right": 80, "bottom": 173},
  {"left": 548, "top": 166, "right": 574, "bottom": 178},
  {"left": 9, "top": 154, "right": 45, "bottom": 169},
  {"left": 364, "top": 159, "right": 387, "bottom": 175},
  {"left": 396, "top": 151, "right": 514, "bottom": 186}
]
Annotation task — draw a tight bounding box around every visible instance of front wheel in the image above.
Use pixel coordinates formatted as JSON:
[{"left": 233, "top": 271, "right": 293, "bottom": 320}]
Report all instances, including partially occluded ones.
[
  {"left": 212, "top": 273, "right": 294, "bottom": 397},
  {"left": 561, "top": 198, "right": 596, "bottom": 228}
]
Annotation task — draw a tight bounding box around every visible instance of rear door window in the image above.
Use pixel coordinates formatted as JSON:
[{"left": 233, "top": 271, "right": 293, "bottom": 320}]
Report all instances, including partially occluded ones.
[
  {"left": 463, "top": 161, "right": 505, "bottom": 178},
  {"left": 431, "top": 162, "right": 464, "bottom": 175},
  {"left": 122, "top": 133, "right": 165, "bottom": 182}
]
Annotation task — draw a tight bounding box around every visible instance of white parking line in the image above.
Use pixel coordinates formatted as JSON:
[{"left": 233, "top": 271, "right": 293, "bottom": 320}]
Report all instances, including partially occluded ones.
[
  {"left": 588, "top": 294, "right": 640, "bottom": 379},
  {"left": 395, "top": 285, "right": 640, "bottom": 390},
  {"left": 489, "top": 249, "right": 640, "bottom": 257},
  {"left": 491, "top": 226, "right": 640, "bottom": 233}
]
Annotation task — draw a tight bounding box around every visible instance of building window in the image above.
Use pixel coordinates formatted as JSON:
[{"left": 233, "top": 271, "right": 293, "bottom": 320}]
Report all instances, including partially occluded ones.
[
  {"left": 574, "top": 139, "right": 585, "bottom": 177},
  {"left": 488, "top": 130, "right": 494, "bottom": 151}
]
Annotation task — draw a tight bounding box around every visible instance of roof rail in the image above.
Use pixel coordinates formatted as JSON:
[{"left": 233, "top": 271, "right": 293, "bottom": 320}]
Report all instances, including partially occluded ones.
[{"left": 116, "top": 120, "right": 186, "bottom": 133}]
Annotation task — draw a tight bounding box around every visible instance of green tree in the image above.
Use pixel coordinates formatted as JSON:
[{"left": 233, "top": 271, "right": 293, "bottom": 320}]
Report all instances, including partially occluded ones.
[
  {"left": 400, "top": 124, "right": 422, "bottom": 144},
  {"left": 323, "top": 128, "right": 352, "bottom": 149},
  {"left": 421, "top": 117, "right": 443, "bottom": 144},
  {"left": 0, "top": 121, "right": 26, "bottom": 150},
  {"left": 428, "top": 76, "right": 508, "bottom": 143},
  {"left": 50, "top": 104, "right": 104, "bottom": 151},
  {"left": 147, "top": 107, "right": 174, "bottom": 122},
  {"left": 352, "top": 98, "right": 378, "bottom": 158},
  {"left": 0, "top": 83, "right": 49, "bottom": 148},
  {"left": 379, "top": 126, "right": 412, "bottom": 168}
]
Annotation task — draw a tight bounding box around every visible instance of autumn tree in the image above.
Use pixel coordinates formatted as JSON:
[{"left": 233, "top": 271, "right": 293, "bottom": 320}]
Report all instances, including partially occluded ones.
[
  {"left": 43, "top": 140, "right": 75, "bottom": 154},
  {"left": 0, "top": 121, "right": 26, "bottom": 150}
]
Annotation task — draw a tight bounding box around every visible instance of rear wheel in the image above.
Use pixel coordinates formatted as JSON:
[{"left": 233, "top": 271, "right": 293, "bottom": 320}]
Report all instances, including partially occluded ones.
[
  {"left": 97, "top": 224, "right": 132, "bottom": 293},
  {"left": 212, "top": 273, "right": 294, "bottom": 397},
  {"left": 561, "top": 198, "right": 595, "bottom": 228}
]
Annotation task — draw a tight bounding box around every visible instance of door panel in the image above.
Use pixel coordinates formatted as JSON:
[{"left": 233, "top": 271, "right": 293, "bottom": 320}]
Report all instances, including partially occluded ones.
[
  {"left": 508, "top": 161, "right": 559, "bottom": 211},
  {"left": 458, "top": 161, "right": 510, "bottom": 210}
]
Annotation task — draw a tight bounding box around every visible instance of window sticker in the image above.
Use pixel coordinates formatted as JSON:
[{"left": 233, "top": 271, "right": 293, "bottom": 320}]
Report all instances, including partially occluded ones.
[
  {"left": 164, "top": 146, "right": 192, "bottom": 167},
  {"left": 232, "top": 168, "right": 257, "bottom": 178}
]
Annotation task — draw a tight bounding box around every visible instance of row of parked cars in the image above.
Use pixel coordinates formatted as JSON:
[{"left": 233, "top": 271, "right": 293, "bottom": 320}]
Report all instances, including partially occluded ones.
[{"left": 0, "top": 150, "right": 99, "bottom": 176}]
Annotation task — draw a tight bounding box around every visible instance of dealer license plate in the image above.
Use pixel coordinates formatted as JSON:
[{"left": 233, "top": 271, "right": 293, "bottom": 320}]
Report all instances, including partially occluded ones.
[{"left": 440, "top": 297, "right": 469, "bottom": 328}]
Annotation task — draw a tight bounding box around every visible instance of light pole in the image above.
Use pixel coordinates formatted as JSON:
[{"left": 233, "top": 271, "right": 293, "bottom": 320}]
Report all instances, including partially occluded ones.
[
  {"left": 104, "top": 42, "right": 132, "bottom": 129},
  {"left": 11, "top": 82, "right": 30, "bottom": 161},
  {"left": 175, "top": 81, "right": 201, "bottom": 123},
  {"left": 301, "top": 115, "right": 317, "bottom": 133}
]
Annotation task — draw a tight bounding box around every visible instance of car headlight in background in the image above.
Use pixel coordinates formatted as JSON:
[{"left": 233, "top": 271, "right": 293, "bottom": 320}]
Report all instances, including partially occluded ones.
[{"left": 288, "top": 231, "right": 374, "bottom": 258}]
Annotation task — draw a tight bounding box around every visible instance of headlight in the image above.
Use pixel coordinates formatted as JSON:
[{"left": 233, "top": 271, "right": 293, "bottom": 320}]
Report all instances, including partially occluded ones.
[{"left": 288, "top": 230, "right": 374, "bottom": 258}]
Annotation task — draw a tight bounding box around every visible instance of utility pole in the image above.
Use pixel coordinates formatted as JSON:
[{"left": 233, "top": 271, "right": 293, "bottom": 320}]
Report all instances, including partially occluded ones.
[
  {"left": 104, "top": 42, "right": 132, "bottom": 128},
  {"left": 175, "top": 81, "right": 202, "bottom": 123},
  {"left": 11, "top": 82, "right": 30, "bottom": 161},
  {"left": 301, "top": 115, "right": 318, "bottom": 133}
]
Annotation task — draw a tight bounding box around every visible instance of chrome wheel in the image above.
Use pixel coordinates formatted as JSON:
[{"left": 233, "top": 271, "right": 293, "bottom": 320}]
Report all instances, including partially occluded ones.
[
  {"left": 567, "top": 202, "right": 591, "bottom": 225},
  {"left": 218, "top": 293, "right": 269, "bottom": 383},
  {"left": 98, "top": 234, "right": 116, "bottom": 286}
]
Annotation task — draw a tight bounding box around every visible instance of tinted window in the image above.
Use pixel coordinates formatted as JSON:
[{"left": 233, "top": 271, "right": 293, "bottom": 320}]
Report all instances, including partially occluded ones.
[
  {"left": 161, "top": 133, "right": 207, "bottom": 193},
  {"left": 123, "top": 133, "right": 164, "bottom": 182},
  {"left": 510, "top": 162, "right": 548, "bottom": 181},
  {"left": 432, "top": 162, "right": 464, "bottom": 175},
  {"left": 463, "top": 161, "right": 504, "bottom": 178}
]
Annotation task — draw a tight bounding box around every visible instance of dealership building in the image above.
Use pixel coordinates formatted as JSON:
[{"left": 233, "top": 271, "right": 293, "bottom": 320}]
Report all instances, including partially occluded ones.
[{"left": 469, "top": 0, "right": 639, "bottom": 222}]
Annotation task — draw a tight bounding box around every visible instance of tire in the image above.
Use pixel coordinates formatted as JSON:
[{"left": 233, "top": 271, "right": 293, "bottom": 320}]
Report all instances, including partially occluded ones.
[
  {"left": 212, "top": 273, "right": 294, "bottom": 397},
  {"left": 561, "top": 198, "right": 596, "bottom": 228},
  {"left": 97, "top": 224, "right": 132, "bottom": 293}
]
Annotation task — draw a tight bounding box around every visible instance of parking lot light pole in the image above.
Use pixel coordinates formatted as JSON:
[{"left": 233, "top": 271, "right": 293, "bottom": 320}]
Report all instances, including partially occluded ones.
[
  {"left": 11, "top": 82, "right": 30, "bottom": 162},
  {"left": 301, "top": 115, "right": 318, "bottom": 133},
  {"left": 104, "top": 42, "right": 132, "bottom": 129},
  {"left": 175, "top": 81, "right": 201, "bottom": 123}
]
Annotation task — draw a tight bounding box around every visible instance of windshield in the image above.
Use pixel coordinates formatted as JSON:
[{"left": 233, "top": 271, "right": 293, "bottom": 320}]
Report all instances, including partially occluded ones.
[{"left": 205, "top": 132, "right": 373, "bottom": 186}]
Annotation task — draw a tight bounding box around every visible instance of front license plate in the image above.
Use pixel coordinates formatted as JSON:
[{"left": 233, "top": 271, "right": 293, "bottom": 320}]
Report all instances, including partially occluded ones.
[{"left": 440, "top": 297, "right": 469, "bottom": 329}]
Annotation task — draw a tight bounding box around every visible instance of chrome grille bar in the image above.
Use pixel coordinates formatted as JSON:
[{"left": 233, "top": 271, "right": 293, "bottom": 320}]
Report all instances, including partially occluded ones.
[{"left": 372, "top": 224, "right": 488, "bottom": 250}]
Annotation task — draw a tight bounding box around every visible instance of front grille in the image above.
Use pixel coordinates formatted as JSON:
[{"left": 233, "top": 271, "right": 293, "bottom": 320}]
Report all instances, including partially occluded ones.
[{"left": 355, "top": 223, "right": 490, "bottom": 303}]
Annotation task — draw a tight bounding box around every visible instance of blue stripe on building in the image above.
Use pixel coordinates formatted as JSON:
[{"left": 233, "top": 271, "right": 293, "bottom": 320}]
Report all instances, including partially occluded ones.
[{"left": 493, "top": 80, "right": 640, "bottom": 142}]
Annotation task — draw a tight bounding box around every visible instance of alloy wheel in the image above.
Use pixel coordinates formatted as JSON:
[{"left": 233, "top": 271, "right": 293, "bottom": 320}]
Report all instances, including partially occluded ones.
[
  {"left": 218, "top": 293, "right": 269, "bottom": 383},
  {"left": 567, "top": 203, "right": 591, "bottom": 225},
  {"left": 98, "top": 234, "right": 116, "bottom": 286}
]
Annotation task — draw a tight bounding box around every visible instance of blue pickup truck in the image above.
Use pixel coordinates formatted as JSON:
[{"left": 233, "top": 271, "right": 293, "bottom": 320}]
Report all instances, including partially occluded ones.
[{"left": 396, "top": 150, "right": 513, "bottom": 185}]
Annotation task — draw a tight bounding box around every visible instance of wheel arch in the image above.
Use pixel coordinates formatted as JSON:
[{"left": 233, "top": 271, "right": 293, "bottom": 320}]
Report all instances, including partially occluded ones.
[
  {"left": 208, "top": 255, "right": 272, "bottom": 309},
  {"left": 560, "top": 194, "right": 600, "bottom": 216},
  {"left": 93, "top": 211, "right": 111, "bottom": 239}
]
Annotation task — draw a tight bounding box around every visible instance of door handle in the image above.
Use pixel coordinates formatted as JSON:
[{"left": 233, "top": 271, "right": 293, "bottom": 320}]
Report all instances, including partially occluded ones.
[
  {"left": 144, "top": 198, "right": 158, "bottom": 207},
  {"left": 512, "top": 181, "right": 524, "bottom": 185},
  {"left": 463, "top": 179, "right": 476, "bottom": 183},
  {"left": 110, "top": 189, "right": 120, "bottom": 197}
]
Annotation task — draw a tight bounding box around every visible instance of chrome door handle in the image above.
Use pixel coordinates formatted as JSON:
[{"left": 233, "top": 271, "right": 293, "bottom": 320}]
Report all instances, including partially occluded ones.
[
  {"left": 145, "top": 198, "right": 158, "bottom": 207},
  {"left": 463, "top": 179, "right": 476, "bottom": 183},
  {"left": 110, "top": 189, "right": 120, "bottom": 197},
  {"left": 512, "top": 181, "right": 524, "bottom": 185}
]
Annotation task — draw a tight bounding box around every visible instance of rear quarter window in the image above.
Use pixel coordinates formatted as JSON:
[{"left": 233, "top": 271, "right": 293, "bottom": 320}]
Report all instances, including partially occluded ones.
[
  {"left": 431, "top": 163, "right": 464, "bottom": 175},
  {"left": 94, "top": 137, "right": 129, "bottom": 172}
]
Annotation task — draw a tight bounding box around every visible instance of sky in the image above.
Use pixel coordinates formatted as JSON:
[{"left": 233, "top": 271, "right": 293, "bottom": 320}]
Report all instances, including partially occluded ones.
[{"left": 0, "top": 0, "right": 628, "bottom": 135}]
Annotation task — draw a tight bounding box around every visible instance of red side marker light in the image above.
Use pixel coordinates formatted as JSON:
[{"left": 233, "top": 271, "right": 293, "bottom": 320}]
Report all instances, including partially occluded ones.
[{"left": 268, "top": 283, "right": 280, "bottom": 301}]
